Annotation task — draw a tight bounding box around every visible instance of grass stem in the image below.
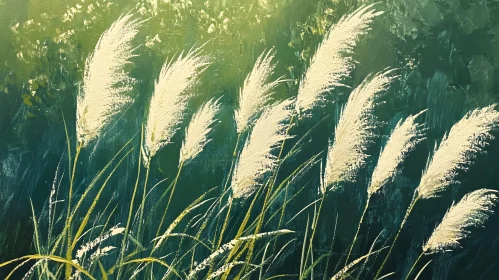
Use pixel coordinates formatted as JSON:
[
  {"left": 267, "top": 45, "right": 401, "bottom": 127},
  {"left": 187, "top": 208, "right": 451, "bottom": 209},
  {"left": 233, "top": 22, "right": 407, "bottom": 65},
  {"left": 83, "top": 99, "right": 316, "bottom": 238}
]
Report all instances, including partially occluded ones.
[
  {"left": 375, "top": 194, "right": 419, "bottom": 279},
  {"left": 405, "top": 252, "right": 423, "bottom": 280},
  {"left": 345, "top": 197, "right": 370, "bottom": 265}
]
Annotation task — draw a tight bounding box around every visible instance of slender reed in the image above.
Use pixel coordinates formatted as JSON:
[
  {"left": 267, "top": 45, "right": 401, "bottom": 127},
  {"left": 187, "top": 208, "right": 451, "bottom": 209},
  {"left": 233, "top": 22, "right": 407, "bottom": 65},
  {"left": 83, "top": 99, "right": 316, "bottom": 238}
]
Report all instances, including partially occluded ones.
[
  {"left": 139, "top": 47, "right": 208, "bottom": 238},
  {"left": 68, "top": 13, "right": 141, "bottom": 279},
  {"left": 216, "top": 48, "right": 284, "bottom": 245},
  {"left": 116, "top": 125, "right": 144, "bottom": 279},
  {"left": 345, "top": 110, "right": 426, "bottom": 264}
]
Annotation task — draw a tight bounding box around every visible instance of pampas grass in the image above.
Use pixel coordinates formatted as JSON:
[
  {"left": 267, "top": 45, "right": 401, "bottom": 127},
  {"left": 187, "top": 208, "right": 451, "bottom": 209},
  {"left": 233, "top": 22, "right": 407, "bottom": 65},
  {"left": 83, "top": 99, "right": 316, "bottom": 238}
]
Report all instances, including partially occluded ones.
[
  {"left": 70, "top": 14, "right": 141, "bottom": 279},
  {"left": 235, "top": 49, "right": 282, "bottom": 133},
  {"left": 143, "top": 47, "right": 209, "bottom": 166},
  {"left": 405, "top": 189, "right": 498, "bottom": 279},
  {"left": 77, "top": 13, "right": 141, "bottom": 147},
  {"left": 137, "top": 47, "right": 209, "bottom": 243},
  {"left": 324, "top": 69, "right": 396, "bottom": 191},
  {"left": 376, "top": 105, "right": 499, "bottom": 278},
  {"left": 369, "top": 110, "right": 427, "bottom": 196},
  {"left": 295, "top": 4, "right": 383, "bottom": 114},
  {"left": 231, "top": 99, "right": 294, "bottom": 199},
  {"left": 423, "top": 189, "right": 498, "bottom": 254},
  {"left": 345, "top": 110, "right": 426, "bottom": 264},
  {"left": 180, "top": 97, "right": 221, "bottom": 163},
  {"left": 149, "top": 97, "right": 220, "bottom": 248},
  {"left": 6, "top": 4, "right": 499, "bottom": 280},
  {"left": 417, "top": 105, "right": 499, "bottom": 199}
]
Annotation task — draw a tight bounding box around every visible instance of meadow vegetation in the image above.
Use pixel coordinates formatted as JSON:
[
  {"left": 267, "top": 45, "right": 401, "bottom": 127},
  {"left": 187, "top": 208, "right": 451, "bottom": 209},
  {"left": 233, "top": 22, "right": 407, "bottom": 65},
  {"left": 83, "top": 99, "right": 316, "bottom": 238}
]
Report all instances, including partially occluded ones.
[{"left": 1, "top": 1, "right": 499, "bottom": 279}]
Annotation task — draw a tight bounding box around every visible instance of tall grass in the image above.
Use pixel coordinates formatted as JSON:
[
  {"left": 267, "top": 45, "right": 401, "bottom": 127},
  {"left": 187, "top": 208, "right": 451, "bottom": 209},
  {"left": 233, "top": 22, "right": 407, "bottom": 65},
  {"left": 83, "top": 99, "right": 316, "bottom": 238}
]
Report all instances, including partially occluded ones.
[
  {"left": 345, "top": 110, "right": 426, "bottom": 264},
  {"left": 375, "top": 105, "right": 499, "bottom": 278},
  {"left": 3, "top": 5, "right": 499, "bottom": 280}
]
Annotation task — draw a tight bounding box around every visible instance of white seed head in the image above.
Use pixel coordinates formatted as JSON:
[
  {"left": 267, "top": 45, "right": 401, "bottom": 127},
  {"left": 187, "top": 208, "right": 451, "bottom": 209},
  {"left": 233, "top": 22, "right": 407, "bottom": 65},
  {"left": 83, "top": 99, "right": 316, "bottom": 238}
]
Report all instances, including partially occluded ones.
[
  {"left": 423, "top": 189, "right": 498, "bottom": 254},
  {"left": 296, "top": 4, "right": 383, "bottom": 114},
  {"left": 232, "top": 99, "right": 294, "bottom": 199},
  {"left": 77, "top": 14, "right": 141, "bottom": 147},
  {"left": 187, "top": 230, "right": 293, "bottom": 279},
  {"left": 417, "top": 105, "right": 499, "bottom": 199},
  {"left": 75, "top": 224, "right": 124, "bottom": 261},
  {"left": 180, "top": 98, "right": 221, "bottom": 163},
  {"left": 143, "top": 47, "right": 209, "bottom": 166},
  {"left": 235, "top": 49, "right": 282, "bottom": 133},
  {"left": 368, "top": 110, "right": 427, "bottom": 196},
  {"left": 324, "top": 69, "right": 396, "bottom": 192}
]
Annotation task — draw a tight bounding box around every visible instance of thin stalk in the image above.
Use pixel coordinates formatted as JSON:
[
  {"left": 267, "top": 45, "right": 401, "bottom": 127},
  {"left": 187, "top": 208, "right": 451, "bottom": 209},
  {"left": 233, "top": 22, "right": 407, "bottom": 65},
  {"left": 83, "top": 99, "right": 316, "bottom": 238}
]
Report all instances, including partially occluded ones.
[
  {"left": 65, "top": 132, "right": 81, "bottom": 280},
  {"left": 375, "top": 194, "right": 419, "bottom": 279},
  {"left": 272, "top": 114, "right": 295, "bottom": 244},
  {"left": 323, "top": 213, "right": 339, "bottom": 280},
  {"left": 154, "top": 160, "right": 185, "bottom": 241},
  {"left": 50, "top": 134, "right": 135, "bottom": 257},
  {"left": 345, "top": 196, "right": 370, "bottom": 265},
  {"left": 214, "top": 133, "right": 241, "bottom": 250},
  {"left": 137, "top": 155, "right": 151, "bottom": 239},
  {"left": 117, "top": 126, "right": 144, "bottom": 279},
  {"left": 405, "top": 252, "right": 423, "bottom": 280},
  {"left": 216, "top": 198, "right": 233, "bottom": 249},
  {"left": 302, "top": 194, "right": 325, "bottom": 277},
  {"left": 241, "top": 176, "right": 275, "bottom": 274}
]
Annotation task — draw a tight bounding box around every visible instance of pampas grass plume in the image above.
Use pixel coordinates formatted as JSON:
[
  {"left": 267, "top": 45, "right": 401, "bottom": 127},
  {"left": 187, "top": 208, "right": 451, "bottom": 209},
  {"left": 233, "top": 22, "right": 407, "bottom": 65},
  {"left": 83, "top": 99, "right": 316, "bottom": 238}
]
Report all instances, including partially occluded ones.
[
  {"left": 423, "top": 189, "right": 498, "bottom": 254},
  {"left": 417, "top": 105, "right": 499, "bottom": 199},
  {"left": 143, "top": 47, "right": 209, "bottom": 166},
  {"left": 368, "top": 110, "right": 427, "bottom": 196},
  {"left": 231, "top": 99, "right": 294, "bottom": 199},
  {"left": 235, "top": 49, "right": 283, "bottom": 133},
  {"left": 77, "top": 14, "right": 141, "bottom": 147},
  {"left": 180, "top": 97, "right": 221, "bottom": 163},
  {"left": 295, "top": 4, "right": 383, "bottom": 114},
  {"left": 324, "top": 69, "right": 396, "bottom": 191}
]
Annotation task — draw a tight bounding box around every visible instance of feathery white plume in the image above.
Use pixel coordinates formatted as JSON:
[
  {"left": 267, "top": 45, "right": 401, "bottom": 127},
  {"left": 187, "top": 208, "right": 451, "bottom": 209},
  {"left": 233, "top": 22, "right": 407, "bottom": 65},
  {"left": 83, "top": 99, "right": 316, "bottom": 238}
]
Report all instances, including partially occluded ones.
[
  {"left": 77, "top": 14, "right": 141, "bottom": 146},
  {"left": 187, "top": 230, "right": 293, "bottom": 279},
  {"left": 75, "top": 225, "right": 124, "bottom": 261},
  {"left": 180, "top": 98, "right": 221, "bottom": 163},
  {"left": 90, "top": 246, "right": 116, "bottom": 261},
  {"left": 232, "top": 99, "right": 294, "bottom": 199},
  {"left": 143, "top": 47, "right": 209, "bottom": 166},
  {"left": 295, "top": 4, "right": 383, "bottom": 114},
  {"left": 235, "top": 49, "right": 282, "bottom": 133},
  {"left": 417, "top": 105, "right": 499, "bottom": 199},
  {"left": 368, "top": 110, "right": 427, "bottom": 196},
  {"left": 324, "top": 70, "right": 396, "bottom": 192},
  {"left": 423, "top": 189, "right": 498, "bottom": 254}
]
